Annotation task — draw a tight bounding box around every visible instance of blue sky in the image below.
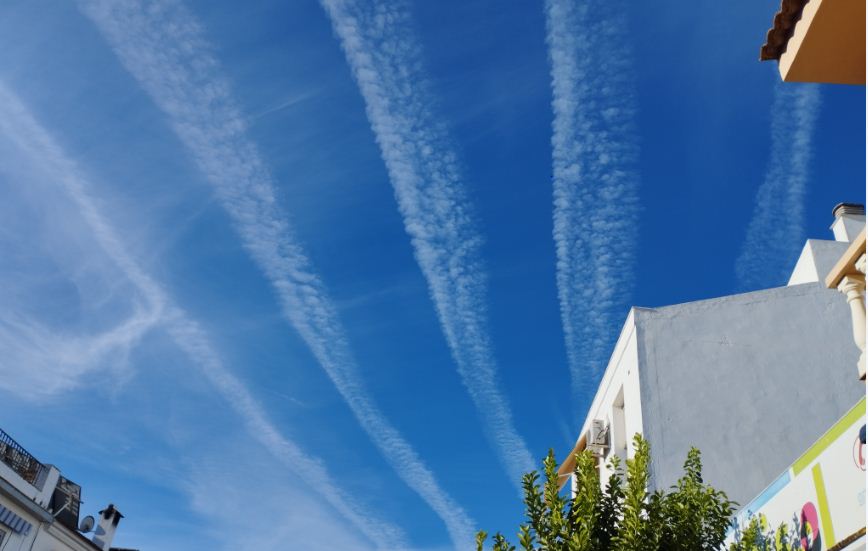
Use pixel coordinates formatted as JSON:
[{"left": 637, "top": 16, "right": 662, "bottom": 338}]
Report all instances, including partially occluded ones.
[{"left": 0, "top": 0, "right": 863, "bottom": 549}]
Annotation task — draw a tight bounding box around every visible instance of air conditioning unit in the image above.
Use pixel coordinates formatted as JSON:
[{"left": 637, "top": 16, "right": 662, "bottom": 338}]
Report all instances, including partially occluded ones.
[{"left": 586, "top": 419, "right": 609, "bottom": 455}]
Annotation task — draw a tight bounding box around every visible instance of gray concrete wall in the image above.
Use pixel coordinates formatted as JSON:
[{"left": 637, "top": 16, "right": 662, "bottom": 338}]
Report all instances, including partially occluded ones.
[{"left": 635, "top": 282, "right": 863, "bottom": 507}]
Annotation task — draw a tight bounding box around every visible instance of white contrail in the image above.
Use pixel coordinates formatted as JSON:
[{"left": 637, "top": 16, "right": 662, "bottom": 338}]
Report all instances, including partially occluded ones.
[
  {"left": 736, "top": 80, "right": 820, "bottom": 290},
  {"left": 0, "top": 81, "right": 405, "bottom": 550},
  {"left": 0, "top": 308, "right": 158, "bottom": 398},
  {"left": 318, "top": 0, "right": 535, "bottom": 487},
  {"left": 545, "top": 0, "right": 640, "bottom": 403},
  {"left": 78, "top": 0, "right": 475, "bottom": 545}
]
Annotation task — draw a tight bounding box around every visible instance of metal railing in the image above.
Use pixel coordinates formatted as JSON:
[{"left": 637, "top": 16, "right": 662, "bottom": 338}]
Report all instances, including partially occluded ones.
[{"left": 0, "top": 428, "right": 45, "bottom": 486}]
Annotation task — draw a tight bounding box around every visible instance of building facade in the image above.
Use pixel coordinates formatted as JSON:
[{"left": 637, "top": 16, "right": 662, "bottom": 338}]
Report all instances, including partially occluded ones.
[
  {"left": 760, "top": 0, "right": 865, "bottom": 85},
  {"left": 559, "top": 205, "right": 866, "bottom": 547},
  {"left": 0, "top": 428, "right": 135, "bottom": 551}
]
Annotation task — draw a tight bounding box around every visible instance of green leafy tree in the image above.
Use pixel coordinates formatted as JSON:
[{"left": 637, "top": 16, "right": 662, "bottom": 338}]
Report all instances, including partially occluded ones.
[
  {"left": 613, "top": 435, "right": 659, "bottom": 551},
  {"left": 659, "top": 447, "right": 734, "bottom": 550},
  {"left": 477, "top": 434, "right": 737, "bottom": 551},
  {"left": 728, "top": 515, "right": 797, "bottom": 551}
]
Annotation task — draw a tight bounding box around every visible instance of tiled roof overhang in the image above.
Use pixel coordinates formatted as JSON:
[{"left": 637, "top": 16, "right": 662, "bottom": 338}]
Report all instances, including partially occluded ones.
[{"left": 760, "top": 0, "right": 811, "bottom": 60}]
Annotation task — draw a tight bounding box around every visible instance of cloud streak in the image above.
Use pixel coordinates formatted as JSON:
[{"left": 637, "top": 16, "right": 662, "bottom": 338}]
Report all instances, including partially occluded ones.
[
  {"left": 0, "top": 81, "right": 405, "bottom": 549},
  {"left": 0, "top": 309, "right": 157, "bottom": 397},
  {"left": 78, "top": 0, "right": 475, "bottom": 545},
  {"left": 184, "top": 440, "right": 376, "bottom": 551},
  {"left": 735, "top": 80, "right": 820, "bottom": 290},
  {"left": 545, "top": 0, "right": 641, "bottom": 404},
  {"left": 318, "top": 0, "right": 535, "bottom": 487}
]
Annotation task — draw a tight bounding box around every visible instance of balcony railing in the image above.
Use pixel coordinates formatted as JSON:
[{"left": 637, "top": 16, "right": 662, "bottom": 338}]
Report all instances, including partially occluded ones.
[{"left": 0, "top": 428, "right": 45, "bottom": 486}]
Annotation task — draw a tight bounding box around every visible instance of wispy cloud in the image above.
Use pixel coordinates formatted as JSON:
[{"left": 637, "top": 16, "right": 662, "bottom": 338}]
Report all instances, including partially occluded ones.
[
  {"left": 318, "top": 0, "right": 535, "bottom": 487},
  {"left": 0, "top": 309, "right": 157, "bottom": 397},
  {"left": 184, "top": 440, "right": 376, "bottom": 551},
  {"left": 545, "top": 0, "right": 640, "bottom": 404},
  {"left": 0, "top": 81, "right": 406, "bottom": 549},
  {"left": 735, "top": 80, "right": 820, "bottom": 290},
  {"left": 78, "top": 0, "right": 475, "bottom": 545},
  {"left": 0, "top": 195, "right": 160, "bottom": 400},
  {"left": 0, "top": 89, "right": 166, "bottom": 399},
  {"left": 250, "top": 88, "right": 320, "bottom": 122}
]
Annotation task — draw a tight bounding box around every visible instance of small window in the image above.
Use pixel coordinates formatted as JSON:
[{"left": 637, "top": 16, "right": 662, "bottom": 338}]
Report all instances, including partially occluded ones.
[{"left": 612, "top": 387, "right": 627, "bottom": 457}]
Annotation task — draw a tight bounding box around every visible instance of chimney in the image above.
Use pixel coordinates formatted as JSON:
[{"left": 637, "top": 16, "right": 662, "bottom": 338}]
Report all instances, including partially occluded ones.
[
  {"left": 830, "top": 203, "right": 865, "bottom": 242},
  {"left": 91, "top": 504, "right": 123, "bottom": 551}
]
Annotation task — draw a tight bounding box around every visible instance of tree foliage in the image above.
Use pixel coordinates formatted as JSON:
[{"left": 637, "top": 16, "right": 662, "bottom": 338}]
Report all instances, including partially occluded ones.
[
  {"left": 477, "top": 434, "right": 738, "bottom": 551},
  {"left": 728, "top": 515, "right": 798, "bottom": 551}
]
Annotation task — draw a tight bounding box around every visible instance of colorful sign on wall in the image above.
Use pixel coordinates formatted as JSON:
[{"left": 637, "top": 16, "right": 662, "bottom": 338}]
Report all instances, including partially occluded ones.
[{"left": 730, "top": 397, "right": 866, "bottom": 550}]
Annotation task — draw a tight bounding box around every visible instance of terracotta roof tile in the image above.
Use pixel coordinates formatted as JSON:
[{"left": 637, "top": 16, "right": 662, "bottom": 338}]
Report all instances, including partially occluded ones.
[{"left": 760, "top": 0, "right": 811, "bottom": 61}]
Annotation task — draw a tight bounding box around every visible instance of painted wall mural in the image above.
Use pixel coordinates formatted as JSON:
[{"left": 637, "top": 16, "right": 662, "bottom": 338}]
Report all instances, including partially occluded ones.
[{"left": 729, "top": 398, "right": 866, "bottom": 550}]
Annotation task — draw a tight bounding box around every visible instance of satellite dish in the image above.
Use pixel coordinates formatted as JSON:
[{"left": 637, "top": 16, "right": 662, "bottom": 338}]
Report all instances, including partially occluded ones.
[{"left": 79, "top": 515, "right": 95, "bottom": 533}]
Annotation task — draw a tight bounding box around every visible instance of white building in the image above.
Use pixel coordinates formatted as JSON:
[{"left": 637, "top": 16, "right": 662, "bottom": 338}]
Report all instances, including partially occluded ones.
[
  {"left": 559, "top": 204, "right": 866, "bottom": 547},
  {"left": 0, "top": 428, "right": 135, "bottom": 551}
]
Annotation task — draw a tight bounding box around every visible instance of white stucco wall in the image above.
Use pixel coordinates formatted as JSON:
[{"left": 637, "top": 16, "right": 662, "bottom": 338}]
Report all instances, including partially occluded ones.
[
  {"left": 788, "top": 239, "right": 850, "bottom": 286},
  {"left": 0, "top": 492, "right": 41, "bottom": 551},
  {"left": 30, "top": 522, "right": 98, "bottom": 551},
  {"left": 635, "top": 282, "right": 863, "bottom": 506},
  {"left": 831, "top": 213, "right": 865, "bottom": 243},
  {"left": 571, "top": 221, "right": 865, "bottom": 508},
  {"left": 0, "top": 471, "right": 97, "bottom": 551},
  {"left": 572, "top": 309, "right": 645, "bottom": 488},
  {"left": 0, "top": 495, "right": 97, "bottom": 551}
]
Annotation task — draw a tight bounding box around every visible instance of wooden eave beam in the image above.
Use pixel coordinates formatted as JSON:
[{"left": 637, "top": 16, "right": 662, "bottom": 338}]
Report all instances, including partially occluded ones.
[
  {"left": 825, "top": 228, "right": 866, "bottom": 289},
  {"left": 556, "top": 434, "right": 587, "bottom": 491}
]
